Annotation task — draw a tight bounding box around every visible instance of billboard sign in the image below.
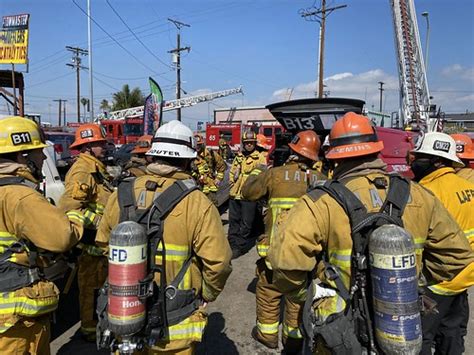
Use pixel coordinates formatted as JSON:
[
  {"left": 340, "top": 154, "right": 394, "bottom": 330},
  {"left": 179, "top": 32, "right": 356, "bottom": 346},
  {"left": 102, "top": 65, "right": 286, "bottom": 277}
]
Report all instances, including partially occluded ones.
[{"left": 0, "top": 14, "right": 30, "bottom": 64}]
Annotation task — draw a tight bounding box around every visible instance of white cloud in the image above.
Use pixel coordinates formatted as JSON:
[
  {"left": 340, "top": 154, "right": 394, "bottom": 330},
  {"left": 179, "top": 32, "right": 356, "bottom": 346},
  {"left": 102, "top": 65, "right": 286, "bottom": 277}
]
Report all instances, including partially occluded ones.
[
  {"left": 456, "top": 94, "right": 474, "bottom": 103},
  {"left": 441, "top": 64, "right": 474, "bottom": 81},
  {"left": 272, "top": 69, "right": 400, "bottom": 112},
  {"left": 441, "top": 64, "right": 463, "bottom": 76},
  {"left": 272, "top": 66, "right": 474, "bottom": 114},
  {"left": 325, "top": 72, "right": 353, "bottom": 81}
]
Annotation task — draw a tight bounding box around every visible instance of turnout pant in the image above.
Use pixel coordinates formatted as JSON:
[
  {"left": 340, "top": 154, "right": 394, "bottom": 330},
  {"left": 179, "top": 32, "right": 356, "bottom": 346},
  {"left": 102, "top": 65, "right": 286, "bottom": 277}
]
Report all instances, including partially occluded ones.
[
  {"left": 0, "top": 315, "right": 51, "bottom": 355},
  {"left": 78, "top": 253, "right": 108, "bottom": 335},
  {"left": 228, "top": 198, "right": 257, "bottom": 250},
  {"left": 255, "top": 258, "right": 303, "bottom": 352},
  {"left": 421, "top": 289, "right": 469, "bottom": 355}
]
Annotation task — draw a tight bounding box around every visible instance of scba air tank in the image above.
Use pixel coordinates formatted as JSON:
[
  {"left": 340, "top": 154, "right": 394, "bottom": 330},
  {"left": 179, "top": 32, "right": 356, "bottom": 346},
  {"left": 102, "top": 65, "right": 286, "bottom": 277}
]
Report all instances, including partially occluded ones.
[
  {"left": 108, "top": 221, "right": 148, "bottom": 336},
  {"left": 369, "top": 224, "right": 422, "bottom": 355}
]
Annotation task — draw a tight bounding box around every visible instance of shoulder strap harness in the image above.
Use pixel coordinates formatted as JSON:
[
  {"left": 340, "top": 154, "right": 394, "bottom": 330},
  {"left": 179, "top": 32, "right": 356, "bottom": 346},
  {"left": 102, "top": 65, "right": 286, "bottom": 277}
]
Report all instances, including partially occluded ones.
[
  {"left": 304, "top": 175, "right": 410, "bottom": 351},
  {"left": 117, "top": 177, "right": 199, "bottom": 344},
  {"left": 0, "top": 176, "right": 56, "bottom": 291}
]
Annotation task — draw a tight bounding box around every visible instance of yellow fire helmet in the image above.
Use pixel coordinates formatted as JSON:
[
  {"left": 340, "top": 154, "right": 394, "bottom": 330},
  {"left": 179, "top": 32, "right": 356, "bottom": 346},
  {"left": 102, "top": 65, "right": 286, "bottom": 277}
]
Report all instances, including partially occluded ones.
[{"left": 0, "top": 116, "right": 48, "bottom": 154}]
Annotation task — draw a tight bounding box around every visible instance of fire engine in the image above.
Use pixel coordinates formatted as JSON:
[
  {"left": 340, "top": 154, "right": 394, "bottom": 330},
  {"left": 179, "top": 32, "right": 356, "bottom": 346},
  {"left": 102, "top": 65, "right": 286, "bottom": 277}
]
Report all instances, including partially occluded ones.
[
  {"left": 205, "top": 122, "right": 284, "bottom": 152},
  {"left": 96, "top": 87, "right": 243, "bottom": 145},
  {"left": 267, "top": 98, "right": 418, "bottom": 177}
]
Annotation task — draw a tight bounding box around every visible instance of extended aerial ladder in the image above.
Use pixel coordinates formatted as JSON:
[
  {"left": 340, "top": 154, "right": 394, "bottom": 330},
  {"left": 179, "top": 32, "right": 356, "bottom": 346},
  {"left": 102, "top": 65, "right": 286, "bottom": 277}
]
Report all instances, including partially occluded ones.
[
  {"left": 96, "top": 86, "right": 243, "bottom": 121},
  {"left": 390, "top": 0, "right": 437, "bottom": 132}
]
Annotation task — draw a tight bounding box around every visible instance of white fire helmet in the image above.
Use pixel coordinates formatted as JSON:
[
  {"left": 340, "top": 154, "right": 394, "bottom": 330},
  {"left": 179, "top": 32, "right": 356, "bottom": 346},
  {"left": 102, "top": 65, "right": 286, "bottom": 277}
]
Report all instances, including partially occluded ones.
[
  {"left": 147, "top": 120, "right": 197, "bottom": 159},
  {"left": 411, "top": 131, "right": 464, "bottom": 168}
]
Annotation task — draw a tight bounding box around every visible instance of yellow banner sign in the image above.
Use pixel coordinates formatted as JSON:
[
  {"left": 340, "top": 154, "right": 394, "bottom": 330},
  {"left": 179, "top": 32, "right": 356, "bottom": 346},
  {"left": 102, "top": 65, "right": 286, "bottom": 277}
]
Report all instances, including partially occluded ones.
[{"left": 0, "top": 14, "right": 30, "bottom": 64}]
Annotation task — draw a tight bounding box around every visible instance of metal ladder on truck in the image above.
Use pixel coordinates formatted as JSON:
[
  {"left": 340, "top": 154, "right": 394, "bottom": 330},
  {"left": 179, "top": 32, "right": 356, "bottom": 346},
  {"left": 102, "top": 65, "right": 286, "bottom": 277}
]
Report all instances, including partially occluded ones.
[
  {"left": 96, "top": 86, "right": 243, "bottom": 121},
  {"left": 390, "top": 0, "right": 437, "bottom": 132}
]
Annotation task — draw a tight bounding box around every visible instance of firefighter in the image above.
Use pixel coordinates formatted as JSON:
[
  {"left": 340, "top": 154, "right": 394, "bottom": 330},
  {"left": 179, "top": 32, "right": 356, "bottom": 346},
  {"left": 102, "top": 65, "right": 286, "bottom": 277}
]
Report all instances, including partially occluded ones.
[
  {"left": 218, "top": 137, "right": 233, "bottom": 161},
  {"left": 228, "top": 130, "right": 267, "bottom": 259},
  {"left": 96, "top": 120, "right": 232, "bottom": 354},
  {"left": 58, "top": 123, "right": 114, "bottom": 341},
  {"left": 241, "top": 130, "right": 326, "bottom": 352},
  {"left": 256, "top": 133, "right": 271, "bottom": 161},
  {"left": 192, "top": 134, "right": 226, "bottom": 207},
  {"left": 410, "top": 132, "right": 474, "bottom": 354},
  {"left": 268, "top": 112, "right": 474, "bottom": 354},
  {"left": 122, "top": 134, "right": 153, "bottom": 178},
  {"left": 451, "top": 133, "right": 474, "bottom": 183},
  {"left": 0, "top": 117, "right": 84, "bottom": 354}
]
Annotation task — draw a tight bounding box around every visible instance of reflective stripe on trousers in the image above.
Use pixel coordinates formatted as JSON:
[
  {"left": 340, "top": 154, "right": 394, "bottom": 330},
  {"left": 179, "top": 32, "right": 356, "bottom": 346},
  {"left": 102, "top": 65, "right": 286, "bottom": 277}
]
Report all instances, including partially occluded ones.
[
  {"left": 282, "top": 323, "right": 303, "bottom": 339},
  {"left": 257, "top": 320, "right": 279, "bottom": 334}
]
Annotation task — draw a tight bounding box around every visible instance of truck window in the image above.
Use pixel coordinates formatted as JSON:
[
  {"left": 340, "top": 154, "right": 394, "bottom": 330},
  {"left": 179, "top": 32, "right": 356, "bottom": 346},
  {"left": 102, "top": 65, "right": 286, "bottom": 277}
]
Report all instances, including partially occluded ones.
[
  {"left": 124, "top": 123, "right": 143, "bottom": 136},
  {"left": 108, "top": 125, "right": 114, "bottom": 133},
  {"left": 219, "top": 130, "right": 232, "bottom": 141},
  {"left": 263, "top": 127, "right": 273, "bottom": 136},
  {"left": 275, "top": 127, "right": 282, "bottom": 135}
]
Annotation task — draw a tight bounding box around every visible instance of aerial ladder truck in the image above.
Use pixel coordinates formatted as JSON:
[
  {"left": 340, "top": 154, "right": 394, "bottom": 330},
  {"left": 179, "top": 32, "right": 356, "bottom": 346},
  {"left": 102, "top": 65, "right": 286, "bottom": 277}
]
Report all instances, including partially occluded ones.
[
  {"left": 390, "top": 0, "right": 439, "bottom": 132},
  {"left": 96, "top": 86, "right": 243, "bottom": 145}
]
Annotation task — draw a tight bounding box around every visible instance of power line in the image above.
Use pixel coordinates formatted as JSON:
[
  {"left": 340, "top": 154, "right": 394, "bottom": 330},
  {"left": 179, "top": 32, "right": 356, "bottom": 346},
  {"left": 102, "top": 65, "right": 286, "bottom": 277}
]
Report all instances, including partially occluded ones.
[
  {"left": 105, "top": 0, "right": 172, "bottom": 70},
  {"left": 27, "top": 72, "right": 75, "bottom": 89},
  {"left": 29, "top": 2, "right": 247, "bottom": 74},
  {"left": 94, "top": 71, "right": 150, "bottom": 81},
  {"left": 93, "top": 75, "right": 121, "bottom": 92},
  {"left": 30, "top": 50, "right": 67, "bottom": 68},
  {"left": 71, "top": 0, "right": 173, "bottom": 82},
  {"left": 28, "top": 54, "right": 71, "bottom": 75}
]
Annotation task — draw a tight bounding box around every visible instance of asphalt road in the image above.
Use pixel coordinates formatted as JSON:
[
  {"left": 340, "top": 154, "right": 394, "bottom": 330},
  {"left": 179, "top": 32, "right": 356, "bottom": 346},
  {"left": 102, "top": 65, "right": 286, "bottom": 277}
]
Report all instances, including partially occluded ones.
[{"left": 50, "top": 208, "right": 474, "bottom": 355}]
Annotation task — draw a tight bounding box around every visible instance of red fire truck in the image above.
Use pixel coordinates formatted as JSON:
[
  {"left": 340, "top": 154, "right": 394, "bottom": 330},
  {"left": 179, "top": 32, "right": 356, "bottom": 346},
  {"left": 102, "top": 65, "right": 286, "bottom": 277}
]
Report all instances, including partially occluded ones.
[
  {"left": 266, "top": 98, "right": 419, "bottom": 178},
  {"left": 100, "top": 117, "right": 143, "bottom": 145},
  {"left": 205, "top": 122, "right": 284, "bottom": 152}
]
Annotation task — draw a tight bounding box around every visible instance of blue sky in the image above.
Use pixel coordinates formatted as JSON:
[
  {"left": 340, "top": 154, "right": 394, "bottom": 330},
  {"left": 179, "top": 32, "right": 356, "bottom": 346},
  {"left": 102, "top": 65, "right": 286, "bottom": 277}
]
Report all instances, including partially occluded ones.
[{"left": 1, "top": 0, "right": 473, "bottom": 128}]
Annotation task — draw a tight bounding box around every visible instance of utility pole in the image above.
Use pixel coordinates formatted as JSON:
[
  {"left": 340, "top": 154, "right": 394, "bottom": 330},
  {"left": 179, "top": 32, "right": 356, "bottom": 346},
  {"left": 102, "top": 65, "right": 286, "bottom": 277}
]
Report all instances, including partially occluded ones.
[
  {"left": 63, "top": 100, "right": 67, "bottom": 124},
  {"left": 87, "top": 0, "right": 94, "bottom": 122},
  {"left": 378, "top": 81, "right": 385, "bottom": 112},
  {"left": 168, "top": 18, "right": 190, "bottom": 121},
  {"left": 301, "top": 1, "right": 346, "bottom": 98},
  {"left": 53, "top": 99, "right": 67, "bottom": 126},
  {"left": 66, "top": 46, "right": 88, "bottom": 123}
]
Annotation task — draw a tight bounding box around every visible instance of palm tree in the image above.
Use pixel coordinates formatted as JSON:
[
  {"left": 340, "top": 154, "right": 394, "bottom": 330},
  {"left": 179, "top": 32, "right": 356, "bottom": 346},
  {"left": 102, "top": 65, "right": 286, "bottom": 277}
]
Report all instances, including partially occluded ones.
[
  {"left": 112, "top": 84, "right": 145, "bottom": 111},
  {"left": 100, "top": 99, "right": 110, "bottom": 112}
]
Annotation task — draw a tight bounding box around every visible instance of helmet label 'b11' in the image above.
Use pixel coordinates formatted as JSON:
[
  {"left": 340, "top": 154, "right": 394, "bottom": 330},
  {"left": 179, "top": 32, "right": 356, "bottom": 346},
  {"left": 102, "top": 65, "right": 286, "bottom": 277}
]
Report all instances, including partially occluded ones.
[{"left": 11, "top": 132, "right": 32, "bottom": 145}]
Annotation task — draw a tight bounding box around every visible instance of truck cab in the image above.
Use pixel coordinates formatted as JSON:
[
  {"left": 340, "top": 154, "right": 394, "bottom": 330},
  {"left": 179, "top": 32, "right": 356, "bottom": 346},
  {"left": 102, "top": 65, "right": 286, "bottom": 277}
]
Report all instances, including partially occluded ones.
[{"left": 101, "top": 117, "right": 143, "bottom": 145}]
